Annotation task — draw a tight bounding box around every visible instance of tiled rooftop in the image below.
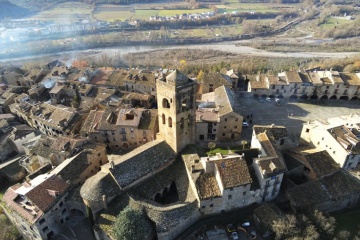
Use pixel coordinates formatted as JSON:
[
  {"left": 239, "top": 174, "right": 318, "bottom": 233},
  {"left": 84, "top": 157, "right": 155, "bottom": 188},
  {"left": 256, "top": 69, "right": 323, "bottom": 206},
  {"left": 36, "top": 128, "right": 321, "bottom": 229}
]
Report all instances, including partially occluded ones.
[
  {"left": 196, "top": 173, "right": 222, "bottom": 200},
  {"left": 80, "top": 171, "right": 121, "bottom": 202},
  {"left": 215, "top": 158, "right": 252, "bottom": 189},
  {"left": 250, "top": 75, "right": 268, "bottom": 89},
  {"left": 165, "top": 69, "right": 193, "bottom": 87},
  {"left": 108, "top": 140, "right": 176, "bottom": 188},
  {"left": 288, "top": 169, "right": 360, "bottom": 208}
]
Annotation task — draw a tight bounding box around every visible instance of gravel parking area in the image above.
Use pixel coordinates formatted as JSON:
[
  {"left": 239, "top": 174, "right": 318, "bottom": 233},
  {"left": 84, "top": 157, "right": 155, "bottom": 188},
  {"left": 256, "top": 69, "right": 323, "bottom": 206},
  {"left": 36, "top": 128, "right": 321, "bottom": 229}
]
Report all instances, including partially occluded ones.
[{"left": 239, "top": 96, "right": 360, "bottom": 144}]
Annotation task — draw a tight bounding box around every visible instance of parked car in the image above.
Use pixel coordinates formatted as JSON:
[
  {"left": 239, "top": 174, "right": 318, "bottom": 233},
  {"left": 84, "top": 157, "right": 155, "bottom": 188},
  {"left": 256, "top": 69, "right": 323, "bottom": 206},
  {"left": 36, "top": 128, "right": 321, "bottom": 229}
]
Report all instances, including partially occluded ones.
[
  {"left": 241, "top": 222, "right": 251, "bottom": 227},
  {"left": 275, "top": 98, "right": 280, "bottom": 105},
  {"left": 258, "top": 97, "right": 264, "bottom": 102},
  {"left": 243, "top": 121, "right": 249, "bottom": 127},
  {"left": 230, "top": 232, "right": 239, "bottom": 240},
  {"left": 266, "top": 97, "right": 271, "bottom": 102}
]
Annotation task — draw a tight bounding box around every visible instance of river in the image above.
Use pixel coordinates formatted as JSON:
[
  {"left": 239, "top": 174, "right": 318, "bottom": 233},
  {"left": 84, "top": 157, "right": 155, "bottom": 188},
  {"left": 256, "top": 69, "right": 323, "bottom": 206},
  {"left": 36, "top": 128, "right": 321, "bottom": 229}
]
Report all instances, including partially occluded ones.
[{"left": 0, "top": 39, "right": 359, "bottom": 64}]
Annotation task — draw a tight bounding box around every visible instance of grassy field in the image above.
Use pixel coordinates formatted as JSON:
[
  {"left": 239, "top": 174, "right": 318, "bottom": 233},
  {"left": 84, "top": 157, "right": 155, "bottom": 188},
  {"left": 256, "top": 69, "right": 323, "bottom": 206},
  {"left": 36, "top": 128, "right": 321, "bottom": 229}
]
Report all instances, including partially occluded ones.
[
  {"left": 216, "top": 3, "right": 280, "bottom": 13},
  {"left": 29, "top": 2, "right": 93, "bottom": 22},
  {"left": 25, "top": 1, "right": 283, "bottom": 22},
  {"left": 320, "top": 17, "right": 353, "bottom": 29}
]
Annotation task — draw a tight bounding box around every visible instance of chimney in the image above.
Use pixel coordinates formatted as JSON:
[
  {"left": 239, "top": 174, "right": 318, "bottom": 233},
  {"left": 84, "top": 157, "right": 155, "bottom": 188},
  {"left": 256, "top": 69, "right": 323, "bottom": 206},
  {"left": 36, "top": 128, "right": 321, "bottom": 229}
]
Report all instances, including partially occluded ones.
[
  {"left": 110, "top": 160, "right": 115, "bottom": 169},
  {"left": 102, "top": 195, "right": 107, "bottom": 209}
]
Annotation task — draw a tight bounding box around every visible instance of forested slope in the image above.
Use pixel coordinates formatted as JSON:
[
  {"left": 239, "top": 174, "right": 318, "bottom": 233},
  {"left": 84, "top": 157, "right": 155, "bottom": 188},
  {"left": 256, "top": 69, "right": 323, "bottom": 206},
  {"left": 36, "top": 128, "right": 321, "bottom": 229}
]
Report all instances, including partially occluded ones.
[{"left": 0, "top": 0, "right": 34, "bottom": 19}]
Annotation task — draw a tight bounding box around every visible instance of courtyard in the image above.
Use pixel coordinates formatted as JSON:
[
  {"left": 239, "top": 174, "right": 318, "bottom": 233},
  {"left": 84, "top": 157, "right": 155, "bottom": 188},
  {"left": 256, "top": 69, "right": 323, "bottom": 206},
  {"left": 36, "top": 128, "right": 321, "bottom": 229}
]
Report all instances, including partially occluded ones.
[{"left": 238, "top": 95, "right": 360, "bottom": 144}]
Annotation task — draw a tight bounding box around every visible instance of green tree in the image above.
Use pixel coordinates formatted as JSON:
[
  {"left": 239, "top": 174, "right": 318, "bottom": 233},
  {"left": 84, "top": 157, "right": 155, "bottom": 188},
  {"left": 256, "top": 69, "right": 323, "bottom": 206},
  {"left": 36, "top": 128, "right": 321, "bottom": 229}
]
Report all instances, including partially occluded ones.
[
  {"left": 113, "top": 207, "right": 152, "bottom": 240},
  {"left": 197, "top": 70, "right": 204, "bottom": 81},
  {"left": 0, "top": 213, "right": 20, "bottom": 240}
]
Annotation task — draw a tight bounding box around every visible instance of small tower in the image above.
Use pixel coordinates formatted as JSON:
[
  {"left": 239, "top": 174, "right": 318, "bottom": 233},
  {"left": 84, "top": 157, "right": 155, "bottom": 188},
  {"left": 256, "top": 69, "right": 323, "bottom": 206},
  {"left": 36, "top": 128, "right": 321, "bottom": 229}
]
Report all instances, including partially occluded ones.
[{"left": 156, "top": 69, "right": 197, "bottom": 153}]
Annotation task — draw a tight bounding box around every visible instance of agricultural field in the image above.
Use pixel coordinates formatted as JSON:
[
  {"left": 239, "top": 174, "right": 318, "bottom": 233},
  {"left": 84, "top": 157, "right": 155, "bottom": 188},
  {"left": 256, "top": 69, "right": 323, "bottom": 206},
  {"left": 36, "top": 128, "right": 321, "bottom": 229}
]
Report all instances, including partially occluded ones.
[
  {"left": 320, "top": 17, "right": 354, "bottom": 29},
  {"left": 22, "top": 1, "right": 291, "bottom": 22},
  {"left": 215, "top": 2, "right": 283, "bottom": 13},
  {"left": 92, "top": 2, "right": 286, "bottom": 22},
  {"left": 28, "top": 2, "right": 93, "bottom": 22}
]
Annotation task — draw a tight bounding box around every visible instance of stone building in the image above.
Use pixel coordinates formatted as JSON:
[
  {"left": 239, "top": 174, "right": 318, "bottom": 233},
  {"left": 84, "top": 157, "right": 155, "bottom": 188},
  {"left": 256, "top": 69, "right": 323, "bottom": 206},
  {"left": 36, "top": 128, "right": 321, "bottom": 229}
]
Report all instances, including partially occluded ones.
[
  {"left": 287, "top": 169, "right": 360, "bottom": 213},
  {"left": 79, "top": 69, "right": 200, "bottom": 240},
  {"left": 284, "top": 148, "right": 340, "bottom": 182},
  {"left": 107, "top": 69, "right": 158, "bottom": 95},
  {"left": 182, "top": 152, "right": 262, "bottom": 215},
  {"left": 3, "top": 173, "right": 70, "bottom": 240},
  {"left": 197, "top": 71, "right": 233, "bottom": 96},
  {"left": 248, "top": 70, "right": 360, "bottom": 101},
  {"left": 10, "top": 101, "right": 81, "bottom": 137},
  {"left": 251, "top": 125, "right": 288, "bottom": 202},
  {"left": 22, "top": 69, "right": 50, "bottom": 87},
  {"left": 156, "top": 69, "right": 197, "bottom": 153},
  {"left": 300, "top": 114, "right": 360, "bottom": 169},
  {"left": 195, "top": 86, "right": 243, "bottom": 144},
  {"left": 23, "top": 135, "right": 105, "bottom": 171},
  {"left": 0, "top": 122, "right": 39, "bottom": 162},
  {"left": 81, "top": 108, "right": 158, "bottom": 149}
]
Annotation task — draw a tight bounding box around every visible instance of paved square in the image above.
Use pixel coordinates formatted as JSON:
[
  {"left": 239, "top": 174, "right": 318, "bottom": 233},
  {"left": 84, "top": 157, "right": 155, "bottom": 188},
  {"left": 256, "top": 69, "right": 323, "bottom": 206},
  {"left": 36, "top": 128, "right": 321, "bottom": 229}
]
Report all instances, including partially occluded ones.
[{"left": 238, "top": 96, "right": 360, "bottom": 143}]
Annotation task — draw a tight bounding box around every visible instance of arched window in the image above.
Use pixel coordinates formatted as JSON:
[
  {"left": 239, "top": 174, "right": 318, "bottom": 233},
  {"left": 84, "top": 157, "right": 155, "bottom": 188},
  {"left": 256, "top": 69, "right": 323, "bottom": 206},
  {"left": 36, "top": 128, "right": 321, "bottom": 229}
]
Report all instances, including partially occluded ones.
[
  {"left": 181, "top": 99, "right": 188, "bottom": 112},
  {"left": 162, "top": 98, "right": 170, "bottom": 108},
  {"left": 187, "top": 114, "right": 191, "bottom": 126},
  {"left": 168, "top": 117, "right": 172, "bottom": 128},
  {"left": 180, "top": 117, "right": 184, "bottom": 129},
  {"left": 162, "top": 114, "right": 166, "bottom": 125}
]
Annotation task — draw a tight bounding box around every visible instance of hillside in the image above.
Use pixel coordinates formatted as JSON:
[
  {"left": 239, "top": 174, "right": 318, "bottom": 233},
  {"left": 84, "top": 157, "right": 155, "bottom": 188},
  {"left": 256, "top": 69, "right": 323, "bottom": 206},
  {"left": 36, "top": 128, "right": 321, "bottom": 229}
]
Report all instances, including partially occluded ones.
[
  {"left": 7, "top": 0, "right": 180, "bottom": 11},
  {"left": 0, "top": 0, "right": 34, "bottom": 19}
]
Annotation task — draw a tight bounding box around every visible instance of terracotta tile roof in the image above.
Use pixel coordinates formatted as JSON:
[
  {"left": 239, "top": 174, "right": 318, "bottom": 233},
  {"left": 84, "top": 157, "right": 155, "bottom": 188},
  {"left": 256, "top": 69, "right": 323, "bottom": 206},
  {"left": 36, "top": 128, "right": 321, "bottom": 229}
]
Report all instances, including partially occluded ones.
[
  {"left": 215, "top": 158, "right": 252, "bottom": 189},
  {"left": 250, "top": 75, "right": 268, "bottom": 89},
  {"left": 3, "top": 174, "right": 69, "bottom": 223},
  {"left": 267, "top": 75, "right": 288, "bottom": 85},
  {"left": 123, "top": 69, "right": 157, "bottom": 86},
  {"left": 25, "top": 174, "right": 69, "bottom": 212},
  {"left": 50, "top": 136, "right": 86, "bottom": 152},
  {"left": 31, "top": 102, "right": 76, "bottom": 130},
  {"left": 196, "top": 109, "right": 218, "bottom": 122},
  {"left": 285, "top": 71, "right": 302, "bottom": 83},
  {"left": 90, "top": 69, "right": 113, "bottom": 85},
  {"left": 116, "top": 109, "right": 142, "bottom": 127},
  {"left": 253, "top": 126, "right": 287, "bottom": 176},
  {"left": 196, "top": 173, "right": 222, "bottom": 200}
]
